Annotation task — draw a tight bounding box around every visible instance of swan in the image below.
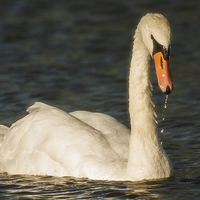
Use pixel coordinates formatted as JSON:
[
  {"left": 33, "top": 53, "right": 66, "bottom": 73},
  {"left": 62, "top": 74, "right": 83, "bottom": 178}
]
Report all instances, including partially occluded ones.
[{"left": 0, "top": 13, "right": 174, "bottom": 181}]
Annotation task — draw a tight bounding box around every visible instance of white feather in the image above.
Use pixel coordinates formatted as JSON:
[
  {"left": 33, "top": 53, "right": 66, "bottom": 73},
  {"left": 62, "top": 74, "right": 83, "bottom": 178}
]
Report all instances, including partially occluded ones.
[{"left": 0, "top": 13, "right": 173, "bottom": 181}]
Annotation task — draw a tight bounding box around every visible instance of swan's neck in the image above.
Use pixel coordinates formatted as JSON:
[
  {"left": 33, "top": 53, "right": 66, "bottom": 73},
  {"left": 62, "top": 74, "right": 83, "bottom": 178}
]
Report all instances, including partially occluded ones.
[
  {"left": 129, "top": 30, "right": 154, "bottom": 130},
  {"left": 126, "top": 29, "right": 172, "bottom": 180}
]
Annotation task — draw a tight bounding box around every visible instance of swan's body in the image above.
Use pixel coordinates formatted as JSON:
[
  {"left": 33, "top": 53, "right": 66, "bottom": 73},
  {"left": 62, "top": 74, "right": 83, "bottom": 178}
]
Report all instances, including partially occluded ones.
[{"left": 0, "top": 13, "right": 174, "bottom": 181}]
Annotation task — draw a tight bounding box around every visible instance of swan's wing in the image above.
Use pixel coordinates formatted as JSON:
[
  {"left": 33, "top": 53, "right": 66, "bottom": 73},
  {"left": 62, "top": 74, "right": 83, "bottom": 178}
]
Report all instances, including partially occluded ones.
[
  {"left": 0, "top": 102, "right": 126, "bottom": 178},
  {"left": 70, "top": 111, "right": 130, "bottom": 159},
  {"left": 0, "top": 125, "right": 9, "bottom": 145}
]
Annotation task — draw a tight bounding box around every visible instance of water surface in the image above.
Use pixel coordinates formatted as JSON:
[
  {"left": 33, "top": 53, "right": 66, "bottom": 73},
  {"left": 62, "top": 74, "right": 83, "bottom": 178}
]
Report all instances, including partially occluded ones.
[{"left": 0, "top": 0, "right": 200, "bottom": 199}]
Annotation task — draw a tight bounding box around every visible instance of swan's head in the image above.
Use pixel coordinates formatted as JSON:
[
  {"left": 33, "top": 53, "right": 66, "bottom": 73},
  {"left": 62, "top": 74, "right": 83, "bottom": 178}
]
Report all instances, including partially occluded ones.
[{"left": 139, "top": 13, "right": 174, "bottom": 94}]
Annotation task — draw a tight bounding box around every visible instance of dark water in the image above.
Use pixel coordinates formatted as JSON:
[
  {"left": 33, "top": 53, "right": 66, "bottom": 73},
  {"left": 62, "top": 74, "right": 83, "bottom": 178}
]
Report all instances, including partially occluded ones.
[{"left": 0, "top": 0, "right": 199, "bottom": 199}]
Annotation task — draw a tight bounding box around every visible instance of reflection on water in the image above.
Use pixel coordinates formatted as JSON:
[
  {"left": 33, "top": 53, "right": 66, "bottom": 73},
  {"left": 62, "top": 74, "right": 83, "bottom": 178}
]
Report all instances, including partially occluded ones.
[
  {"left": 0, "top": 0, "right": 200, "bottom": 199},
  {"left": 0, "top": 174, "right": 176, "bottom": 199},
  {"left": 1, "top": 173, "right": 199, "bottom": 199}
]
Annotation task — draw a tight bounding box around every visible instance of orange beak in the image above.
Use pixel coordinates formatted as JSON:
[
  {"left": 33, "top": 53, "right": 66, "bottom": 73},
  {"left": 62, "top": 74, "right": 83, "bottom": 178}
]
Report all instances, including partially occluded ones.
[{"left": 153, "top": 52, "right": 174, "bottom": 94}]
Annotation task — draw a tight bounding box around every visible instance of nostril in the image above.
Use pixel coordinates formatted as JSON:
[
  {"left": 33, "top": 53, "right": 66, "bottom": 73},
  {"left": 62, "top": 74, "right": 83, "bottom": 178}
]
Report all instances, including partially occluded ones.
[
  {"left": 160, "top": 57, "right": 163, "bottom": 69},
  {"left": 164, "top": 85, "right": 171, "bottom": 95}
]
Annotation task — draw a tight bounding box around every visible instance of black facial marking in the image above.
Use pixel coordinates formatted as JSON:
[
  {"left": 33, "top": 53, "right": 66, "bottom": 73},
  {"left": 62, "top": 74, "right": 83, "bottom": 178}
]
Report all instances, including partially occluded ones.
[{"left": 151, "top": 35, "right": 170, "bottom": 60}]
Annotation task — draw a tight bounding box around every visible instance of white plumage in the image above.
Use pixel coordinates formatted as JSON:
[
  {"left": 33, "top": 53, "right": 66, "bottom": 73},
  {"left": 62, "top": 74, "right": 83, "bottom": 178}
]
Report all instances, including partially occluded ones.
[{"left": 0, "top": 13, "right": 173, "bottom": 181}]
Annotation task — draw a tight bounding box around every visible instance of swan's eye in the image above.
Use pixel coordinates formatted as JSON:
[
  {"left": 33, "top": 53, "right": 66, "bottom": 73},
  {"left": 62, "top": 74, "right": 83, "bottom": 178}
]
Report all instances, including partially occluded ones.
[{"left": 162, "top": 46, "right": 169, "bottom": 60}]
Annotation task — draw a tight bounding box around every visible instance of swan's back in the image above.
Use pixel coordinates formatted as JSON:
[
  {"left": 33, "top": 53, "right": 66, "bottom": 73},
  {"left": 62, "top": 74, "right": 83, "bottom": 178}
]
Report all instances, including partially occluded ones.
[{"left": 0, "top": 102, "right": 129, "bottom": 179}]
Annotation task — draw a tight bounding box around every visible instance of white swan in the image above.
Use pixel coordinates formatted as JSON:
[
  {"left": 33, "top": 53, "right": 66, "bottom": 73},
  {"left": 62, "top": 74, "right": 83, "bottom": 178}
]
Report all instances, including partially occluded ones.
[{"left": 0, "top": 13, "right": 174, "bottom": 181}]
